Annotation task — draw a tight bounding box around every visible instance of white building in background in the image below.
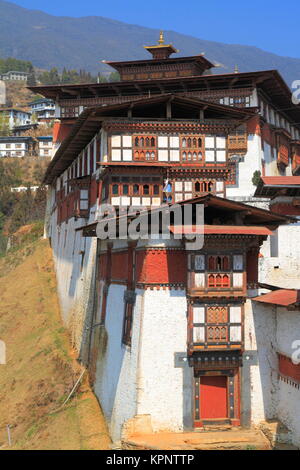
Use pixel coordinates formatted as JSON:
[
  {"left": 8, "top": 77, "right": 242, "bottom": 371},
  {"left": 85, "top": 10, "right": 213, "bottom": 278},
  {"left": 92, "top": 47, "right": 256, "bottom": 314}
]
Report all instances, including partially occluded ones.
[
  {"left": 0, "top": 108, "right": 32, "bottom": 129},
  {"left": 0, "top": 70, "right": 30, "bottom": 81},
  {"left": 37, "top": 136, "right": 53, "bottom": 157},
  {"left": 0, "top": 136, "right": 35, "bottom": 157},
  {"left": 29, "top": 98, "right": 55, "bottom": 122}
]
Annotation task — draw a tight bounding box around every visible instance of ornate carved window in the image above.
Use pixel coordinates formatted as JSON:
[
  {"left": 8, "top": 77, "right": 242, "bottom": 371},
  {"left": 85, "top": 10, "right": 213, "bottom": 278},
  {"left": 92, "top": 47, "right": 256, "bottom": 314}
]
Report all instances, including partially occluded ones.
[
  {"left": 180, "top": 135, "right": 204, "bottom": 162},
  {"left": 189, "top": 304, "right": 243, "bottom": 351},
  {"left": 133, "top": 135, "right": 157, "bottom": 161},
  {"left": 108, "top": 176, "right": 162, "bottom": 206},
  {"left": 228, "top": 125, "right": 247, "bottom": 155},
  {"left": 188, "top": 253, "right": 244, "bottom": 292}
]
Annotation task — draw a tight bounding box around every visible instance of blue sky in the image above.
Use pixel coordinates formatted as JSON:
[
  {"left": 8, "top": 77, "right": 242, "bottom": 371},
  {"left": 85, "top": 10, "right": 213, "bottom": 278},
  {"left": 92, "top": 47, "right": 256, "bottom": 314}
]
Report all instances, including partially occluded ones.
[{"left": 10, "top": 0, "right": 300, "bottom": 58}]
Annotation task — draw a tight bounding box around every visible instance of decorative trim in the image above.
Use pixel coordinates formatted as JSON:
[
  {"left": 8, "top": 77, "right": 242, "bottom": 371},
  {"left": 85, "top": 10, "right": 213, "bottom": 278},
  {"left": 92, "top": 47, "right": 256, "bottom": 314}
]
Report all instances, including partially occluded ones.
[
  {"left": 136, "top": 283, "right": 185, "bottom": 290},
  {"left": 278, "top": 373, "right": 300, "bottom": 389}
]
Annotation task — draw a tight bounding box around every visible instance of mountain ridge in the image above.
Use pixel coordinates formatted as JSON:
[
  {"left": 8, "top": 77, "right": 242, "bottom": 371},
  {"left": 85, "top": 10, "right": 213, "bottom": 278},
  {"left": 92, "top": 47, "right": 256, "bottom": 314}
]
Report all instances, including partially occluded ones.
[{"left": 0, "top": 0, "right": 300, "bottom": 86}]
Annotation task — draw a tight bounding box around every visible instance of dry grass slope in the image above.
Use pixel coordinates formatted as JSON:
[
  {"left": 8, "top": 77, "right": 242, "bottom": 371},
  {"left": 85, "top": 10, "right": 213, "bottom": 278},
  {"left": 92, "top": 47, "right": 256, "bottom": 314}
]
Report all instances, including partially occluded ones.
[{"left": 0, "top": 229, "right": 111, "bottom": 450}]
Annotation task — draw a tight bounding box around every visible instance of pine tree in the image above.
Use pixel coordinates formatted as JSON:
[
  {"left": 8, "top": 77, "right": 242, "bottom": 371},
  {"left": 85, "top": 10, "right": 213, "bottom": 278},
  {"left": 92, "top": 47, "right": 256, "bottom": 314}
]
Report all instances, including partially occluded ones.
[{"left": 0, "top": 113, "right": 11, "bottom": 137}]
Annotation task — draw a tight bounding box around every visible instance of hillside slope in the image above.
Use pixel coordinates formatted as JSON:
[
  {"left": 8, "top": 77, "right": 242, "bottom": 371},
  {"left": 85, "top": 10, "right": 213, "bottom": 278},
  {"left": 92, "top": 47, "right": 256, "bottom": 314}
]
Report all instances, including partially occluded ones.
[
  {"left": 0, "top": 226, "right": 110, "bottom": 450},
  {"left": 0, "top": 0, "right": 300, "bottom": 85}
]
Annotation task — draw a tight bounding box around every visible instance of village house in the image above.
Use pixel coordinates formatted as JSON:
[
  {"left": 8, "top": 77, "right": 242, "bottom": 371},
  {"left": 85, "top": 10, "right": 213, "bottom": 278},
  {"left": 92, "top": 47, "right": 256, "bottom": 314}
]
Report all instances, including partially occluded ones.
[
  {"left": 30, "top": 33, "right": 300, "bottom": 447},
  {"left": 0, "top": 70, "right": 30, "bottom": 82},
  {"left": 0, "top": 136, "right": 35, "bottom": 157},
  {"left": 0, "top": 107, "right": 32, "bottom": 129},
  {"left": 29, "top": 98, "right": 56, "bottom": 123},
  {"left": 37, "top": 136, "right": 53, "bottom": 157}
]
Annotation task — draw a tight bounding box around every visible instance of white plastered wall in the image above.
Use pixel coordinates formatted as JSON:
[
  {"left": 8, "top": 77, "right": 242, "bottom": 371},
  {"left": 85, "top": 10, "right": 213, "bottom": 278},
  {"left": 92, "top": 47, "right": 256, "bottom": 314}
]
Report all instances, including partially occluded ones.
[
  {"left": 136, "top": 288, "right": 192, "bottom": 433},
  {"left": 226, "top": 133, "right": 262, "bottom": 198},
  {"left": 93, "top": 285, "right": 142, "bottom": 442},
  {"left": 243, "top": 299, "right": 278, "bottom": 424}
]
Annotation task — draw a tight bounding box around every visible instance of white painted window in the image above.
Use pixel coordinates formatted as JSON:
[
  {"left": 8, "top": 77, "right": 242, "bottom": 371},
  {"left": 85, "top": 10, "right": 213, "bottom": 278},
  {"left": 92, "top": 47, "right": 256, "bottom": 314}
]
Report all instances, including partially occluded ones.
[
  {"left": 193, "top": 306, "right": 205, "bottom": 323},
  {"left": 230, "top": 326, "right": 241, "bottom": 342},
  {"left": 194, "top": 273, "right": 205, "bottom": 288},
  {"left": 122, "top": 149, "right": 132, "bottom": 161},
  {"left": 230, "top": 306, "right": 242, "bottom": 323},
  {"left": 158, "top": 149, "right": 168, "bottom": 161},
  {"left": 158, "top": 136, "right": 168, "bottom": 148},
  {"left": 193, "top": 327, "right": 205, "bottom": 343},
  {"left": 170, "top": 136, "right": 179, "bottom": 148},
  {"left": 111, "top": 149, "right": 121, "bottom": 161},
  {"left": 233, "top": 273, "right": 243, "bottom": 288},
  {"left": 111, "top": 135, "right": 121, "bottom": 147},
  {"left": 170, "top": 149, "right": 180, "bottom": 161},
  {"left": 122, "top": 135, "right": 132, "bottom": 147}
]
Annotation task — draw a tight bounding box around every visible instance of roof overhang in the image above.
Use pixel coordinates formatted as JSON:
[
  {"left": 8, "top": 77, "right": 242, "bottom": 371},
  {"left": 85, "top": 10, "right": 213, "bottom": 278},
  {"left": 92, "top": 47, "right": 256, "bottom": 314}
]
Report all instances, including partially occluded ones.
[
  {"left": 254, "top": 176, "right": 300, "bottom": 197},
  {"left": 169, "top": 225, "right": 274, "bottom": 236},
  {"left": 253, "top": 289, "right": 300, "bottom": 308}
]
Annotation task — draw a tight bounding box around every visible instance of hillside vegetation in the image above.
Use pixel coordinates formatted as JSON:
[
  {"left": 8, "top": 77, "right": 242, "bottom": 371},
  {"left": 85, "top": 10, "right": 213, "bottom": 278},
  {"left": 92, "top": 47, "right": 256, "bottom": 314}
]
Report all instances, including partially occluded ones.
[
  {"left": 0, "top": 225, "right": 110, "bottom": 450},
  {"left": 0, "top": 157, "right": 50, "bottom": 255}
]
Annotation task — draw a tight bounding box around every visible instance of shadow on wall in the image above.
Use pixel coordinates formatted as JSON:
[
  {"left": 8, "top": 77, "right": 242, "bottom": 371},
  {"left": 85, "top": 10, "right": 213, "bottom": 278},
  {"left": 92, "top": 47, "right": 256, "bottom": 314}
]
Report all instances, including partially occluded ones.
[
  {"left": 242, "top": 300, "right": 278, "bottom": 426},
  {"left": 51, "top": 221, "right": 96, "bottom": 358}
]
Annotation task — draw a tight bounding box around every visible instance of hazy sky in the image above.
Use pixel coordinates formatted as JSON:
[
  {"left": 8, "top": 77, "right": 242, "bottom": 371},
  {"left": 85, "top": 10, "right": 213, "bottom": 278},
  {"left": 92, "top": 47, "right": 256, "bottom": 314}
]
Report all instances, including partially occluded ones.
[{"left": 9, "top": 0, "right": 300, "bottom": 59}]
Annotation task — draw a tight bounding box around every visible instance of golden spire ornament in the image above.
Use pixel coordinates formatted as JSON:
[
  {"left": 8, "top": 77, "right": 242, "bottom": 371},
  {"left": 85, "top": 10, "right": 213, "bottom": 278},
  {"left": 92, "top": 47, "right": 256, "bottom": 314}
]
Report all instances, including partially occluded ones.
[{"left": 158, "top": 30, "right": 165, "bottom": 45}]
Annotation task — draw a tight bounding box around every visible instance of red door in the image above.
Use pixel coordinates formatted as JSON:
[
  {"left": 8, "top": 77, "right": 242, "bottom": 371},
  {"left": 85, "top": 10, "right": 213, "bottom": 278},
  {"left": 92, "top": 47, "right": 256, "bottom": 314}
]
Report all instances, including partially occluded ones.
[{"left": 200, "top": 375, "right": 228, "bottom": 420}]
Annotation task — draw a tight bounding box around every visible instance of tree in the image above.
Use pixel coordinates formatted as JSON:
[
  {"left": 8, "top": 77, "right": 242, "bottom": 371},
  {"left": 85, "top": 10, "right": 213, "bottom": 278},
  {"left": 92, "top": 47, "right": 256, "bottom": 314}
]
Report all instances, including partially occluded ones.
[
  {"left": 108, "top": 72, "right": 120, "bottom": 82},
  {"left": 27, "top": 71, "right": 37, "bottom": 87},
  {"left": 97, "top": 73, "right": 108, "bottom": 83},
  {"left": 0, "top": 113, "right": 11, "bottom": 136},
  {"left": 252, "top": 170, "right": 261, "bottom": 187}
]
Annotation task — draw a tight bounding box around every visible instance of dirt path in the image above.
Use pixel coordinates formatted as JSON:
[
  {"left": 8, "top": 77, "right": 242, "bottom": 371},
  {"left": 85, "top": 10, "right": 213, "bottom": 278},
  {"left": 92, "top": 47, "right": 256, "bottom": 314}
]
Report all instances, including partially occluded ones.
[{"left": 0, "top": 236, "right": 111, "bottom": 450}]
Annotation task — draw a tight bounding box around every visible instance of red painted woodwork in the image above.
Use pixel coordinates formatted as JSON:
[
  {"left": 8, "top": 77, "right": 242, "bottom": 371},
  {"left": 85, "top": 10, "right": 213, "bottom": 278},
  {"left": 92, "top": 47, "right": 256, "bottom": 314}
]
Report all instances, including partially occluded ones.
[
  {"left": 89, "top": 177, "right": 98, "bottom": 206},
  {"left": 270, "top": 203, "right": 300, "bottom": 216},
  {"left": 135, "top": 249, "right": 186, "bottom": 284},
  {"left": 200, "top": 376, "right": 228, "bottom": 419},
  {"left": 52, "top": 121, "right": 73, "bottom": 143},
  {"left": 262, "top": 123, "right": 275, "bottom": 147},
  {"left": 278, "top": 353, "right": 300, "bottom": 383},
  {"left": 207, "top": 273, "right": 230, "bottom": 288},
  {"left": 111, "top": 252, "right": 128, "bottom": 281},
  {"left": 247, "top": 116, "right": 261, "bottom": 135},
  {"left": 56, "top": 189, "right": 80, "bottom": 225},
  {"left": 90, "top": 142, "right": 94, "bottom": 174},
  {"left": 246, "top": 248, "right": 259, "bottom": 286},
  {"left": 98, "top": 253, "right": 108, "bottom": 280}
]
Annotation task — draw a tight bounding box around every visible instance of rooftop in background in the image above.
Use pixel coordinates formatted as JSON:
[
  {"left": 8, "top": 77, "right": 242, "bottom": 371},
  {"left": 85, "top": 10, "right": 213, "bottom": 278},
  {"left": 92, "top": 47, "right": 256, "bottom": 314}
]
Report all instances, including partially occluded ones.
[
  {"left": 37, "top": 136, "right": 53, "bottom": 140},
  {"left": 0, "top": 136, "right": 34, "bottom": 142},
  {"left": 29, "top": 98, "right": 55, "bottom": 106},
  {"left": 254, "top": 176, "right": 300, "bottom": 197},
  {"left": 253, "top": 289, "right": 300, "bottom": 309}
]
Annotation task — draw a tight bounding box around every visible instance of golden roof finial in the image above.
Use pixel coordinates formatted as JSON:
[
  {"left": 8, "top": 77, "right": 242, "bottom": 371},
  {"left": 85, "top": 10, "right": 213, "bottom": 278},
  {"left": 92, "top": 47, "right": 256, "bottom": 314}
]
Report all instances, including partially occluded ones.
[{"left": 158, "top": 30, "right": 165, "bottom": 45}]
